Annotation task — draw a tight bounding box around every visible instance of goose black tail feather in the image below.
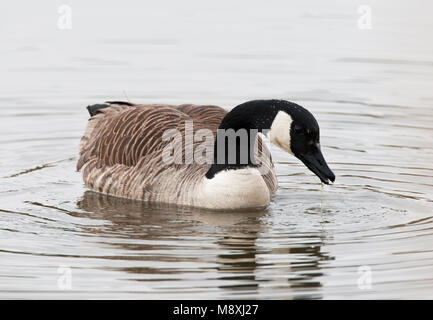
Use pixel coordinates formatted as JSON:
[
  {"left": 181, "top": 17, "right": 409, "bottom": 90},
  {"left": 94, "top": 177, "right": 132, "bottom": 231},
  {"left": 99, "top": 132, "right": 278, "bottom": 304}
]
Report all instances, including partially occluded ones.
[
  {"left": 86, "top": 104, "right": 111, "bottom": 117},
  {"left": 87, "top": 101, "right": 134, "bottom": 116},
  {"left": 105, "top": 100, "right": 134, "bottom": 106}
]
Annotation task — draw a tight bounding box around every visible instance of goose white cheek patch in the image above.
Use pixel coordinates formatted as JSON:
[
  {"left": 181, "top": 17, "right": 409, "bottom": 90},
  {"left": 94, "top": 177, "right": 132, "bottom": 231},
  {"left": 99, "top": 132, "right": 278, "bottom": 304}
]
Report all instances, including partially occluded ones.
[{"left": 267, "top": 111, "right": 294, "bottom": 154}]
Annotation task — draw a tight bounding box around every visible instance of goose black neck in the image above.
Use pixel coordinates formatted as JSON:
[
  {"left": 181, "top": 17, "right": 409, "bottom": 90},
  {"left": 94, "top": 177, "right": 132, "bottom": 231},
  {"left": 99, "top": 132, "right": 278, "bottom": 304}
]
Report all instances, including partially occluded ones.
[{"left": 205, "top": 99, "right": 299, "bottom": 179}]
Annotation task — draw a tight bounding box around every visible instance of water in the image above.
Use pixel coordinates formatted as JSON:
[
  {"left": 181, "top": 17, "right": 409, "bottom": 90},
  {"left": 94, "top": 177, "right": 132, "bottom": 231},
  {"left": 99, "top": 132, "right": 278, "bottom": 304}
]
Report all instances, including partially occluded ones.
[{"left": 1, "top": 0, "right": 433, "bottom": 299}]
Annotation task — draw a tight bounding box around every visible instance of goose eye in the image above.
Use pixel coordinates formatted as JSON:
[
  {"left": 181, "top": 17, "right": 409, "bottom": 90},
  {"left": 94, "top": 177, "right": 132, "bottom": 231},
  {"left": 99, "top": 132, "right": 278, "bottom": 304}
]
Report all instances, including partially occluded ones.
[{"left": 293, "top": 125, "right": 303, "bottom": 134}]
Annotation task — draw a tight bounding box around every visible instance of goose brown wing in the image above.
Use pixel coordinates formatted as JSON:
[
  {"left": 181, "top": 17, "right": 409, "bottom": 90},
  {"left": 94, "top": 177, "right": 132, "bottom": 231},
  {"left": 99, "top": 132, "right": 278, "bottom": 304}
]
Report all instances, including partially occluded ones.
[
  {"left": 175, "top": 104, "right": 227, "bottom": 130},
  {"left": 78, "top": 104, "right": 191, "bottom": 170}
]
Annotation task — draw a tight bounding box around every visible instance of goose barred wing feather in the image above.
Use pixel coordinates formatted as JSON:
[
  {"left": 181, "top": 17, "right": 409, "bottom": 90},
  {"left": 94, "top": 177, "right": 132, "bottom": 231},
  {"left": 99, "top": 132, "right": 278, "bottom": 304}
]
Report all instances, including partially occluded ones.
[
  {"left": 77, "top": 102, "right": 277, "bottom": 206},
  {"left": 175, "top": 104, "right": 228, "bottom": 130}
]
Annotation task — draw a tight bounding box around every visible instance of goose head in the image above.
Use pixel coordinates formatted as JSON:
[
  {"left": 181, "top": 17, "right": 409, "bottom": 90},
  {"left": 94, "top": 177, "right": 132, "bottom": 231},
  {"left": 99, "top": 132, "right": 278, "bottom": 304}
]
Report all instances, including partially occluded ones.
[
  {"left": 267, "top": 104, "right": 335, "bottom": 185},
  {"left": 207, "top": 99, "right": 335, "bottom": 185}
]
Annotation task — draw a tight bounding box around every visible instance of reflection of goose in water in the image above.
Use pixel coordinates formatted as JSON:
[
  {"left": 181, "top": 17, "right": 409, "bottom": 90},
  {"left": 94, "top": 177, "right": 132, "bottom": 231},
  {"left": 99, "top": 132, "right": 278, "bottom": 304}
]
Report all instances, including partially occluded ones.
[
  {"left": 76, "top": 190, "right": 268, "bottom": 236},
  {"left": 77, "top": 100, "right": 335, "bottom": 210},
  {"left": 75, "top": 191, "right": 332, "bottom": 298}
]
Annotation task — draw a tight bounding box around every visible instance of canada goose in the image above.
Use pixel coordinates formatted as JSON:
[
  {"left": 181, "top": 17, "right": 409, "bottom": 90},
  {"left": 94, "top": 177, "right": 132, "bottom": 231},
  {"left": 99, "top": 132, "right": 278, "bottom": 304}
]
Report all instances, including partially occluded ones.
[{"left": 77, "top": 99, "right": 335, "bottom": 210}]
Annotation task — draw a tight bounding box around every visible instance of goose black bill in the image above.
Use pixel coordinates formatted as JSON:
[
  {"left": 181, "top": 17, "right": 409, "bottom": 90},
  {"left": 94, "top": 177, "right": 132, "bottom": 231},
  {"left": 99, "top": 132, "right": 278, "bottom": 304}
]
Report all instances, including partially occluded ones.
[{"left": 297, "top": 148, "right": 335, "bottom": 185}]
